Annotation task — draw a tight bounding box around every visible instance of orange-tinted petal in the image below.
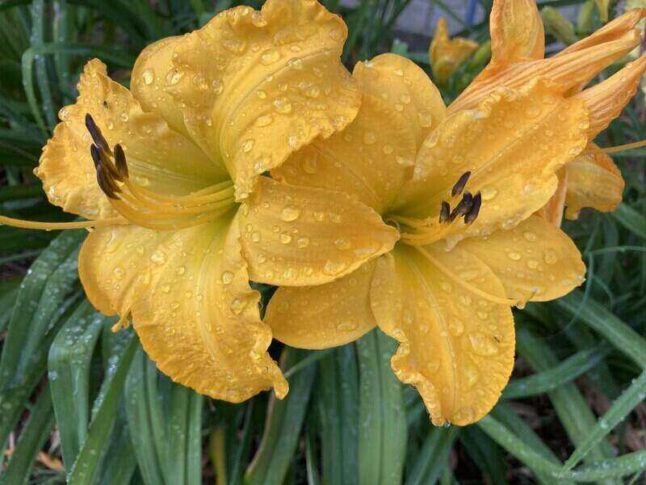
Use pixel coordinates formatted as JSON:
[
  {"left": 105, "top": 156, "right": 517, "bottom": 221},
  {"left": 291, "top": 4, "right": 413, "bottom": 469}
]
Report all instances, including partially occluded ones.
[
  {"left": 370, "top": 246, "right": 515, "bottom": 426},
  {"left": 273, "top": 53, "right": 445, "bottom": 213},
  {"left": 429, "top": 18, "right": 479, "bottom": 85},
  {"left": 396, "top": 80, "right": 588, "bottom": 246},
  {"left": 540, "top": 168, "right": 568, "bottom": 227},
  {"left": 133, "top": 0, "right": 360, "bottom": 200},
  {"left": 265, "top": 261, "right": 376, "bottom": 349},
  {"left": 489, "top": 0, "right": 544, "bottom": 63},
  {"left": 564, "top": 144, "right": 625, "bottom": 219},
  {"left": 240, "top": 177, "right": 398, "bottom": 286},
  {"left": 574, "top": 55, "right": 646, "bottom": 138},
  {"left": 78, "top": 212, "right": 287, "bottom": 402},
  {"left": 458, "top": 215, "right": 585, "bottom": 304},
  {"left": 35, "top": 59, "right": 224, "bottom": 220}
]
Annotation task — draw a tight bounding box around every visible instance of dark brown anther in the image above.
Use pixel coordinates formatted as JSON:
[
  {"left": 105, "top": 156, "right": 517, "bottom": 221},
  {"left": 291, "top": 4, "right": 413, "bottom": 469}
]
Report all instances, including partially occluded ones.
[
  {"left": 85, "top": 113, "right": 111, "bottom": 154},
  {"left": 90, "top": 144, "right": 102, "bottom": 168},
  {"left": 451, "top": 171, "right": 471, "bottom": 197},
  {"left": 439, "top": 201, "right": 451, "bottom": 223},
  {"left": 96, "top": 165, "right": 119, "bottom": 199},
  {"left": 449, "top": 192, "right": 473, "bottom": 221},
  {"left": 464, "top": 192, "right": 482, "bottom": 224},
  {"left": 114, "top": 144, "right": 129, "bottom": 179}
]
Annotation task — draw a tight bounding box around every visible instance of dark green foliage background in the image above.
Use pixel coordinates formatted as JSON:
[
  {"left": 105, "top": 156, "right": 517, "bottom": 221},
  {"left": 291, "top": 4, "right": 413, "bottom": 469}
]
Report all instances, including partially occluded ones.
[{"left": 0, "top": 0, "right": 645, "bottom": 483}]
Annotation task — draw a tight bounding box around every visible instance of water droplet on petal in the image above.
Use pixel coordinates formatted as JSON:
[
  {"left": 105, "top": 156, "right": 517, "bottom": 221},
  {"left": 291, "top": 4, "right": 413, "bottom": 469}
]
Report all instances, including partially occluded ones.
[
  {"left": 544, "top": 249, "right": 558, "bottom": 264},
  {"left": 507, "top": 252, "right": 521, "bottom": 261},
  {"left": 280, "top": 206, "right": 301, "bottom": 222},
  {"left": 221, "top": 271, "right": 234, "bottom": 284},
  {"left": 142, "top": 69, "right": 154, "bottom": 85},
  {"left": 261, "top": 48, "right": 281, "bottom": 65},
  {"left": 273, "top": 97, "right": 293, "bottom": 114},
  {"left": 280, "top": 233, "right": 293, "bottom": 244},
  {"left": 469, "top": 332, "right": 498, "bottom": 356}
]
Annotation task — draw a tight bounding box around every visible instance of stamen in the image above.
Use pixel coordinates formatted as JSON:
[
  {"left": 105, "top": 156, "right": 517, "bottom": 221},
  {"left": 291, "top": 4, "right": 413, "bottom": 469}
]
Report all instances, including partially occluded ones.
[
  {"left": 449, "top": 192, "right": 473, "bottom": 222},
  {"left": 114, "top": 144, "right": 129, "bottom": 179},
  {"left": 439, "top": 201, "right": 451, "bottom": 223},
  {"left": 464, "top": 192, "right": 482, "bottom": 224},
  {"left": 602, "top": 139, "right": 646, "bottom": 154},
  {"left": 85, "top": 113, "right": 111, "bottom": 155},
  {"left": 96, "top": 163, "right": 120, "bottom": 199},
  {"left": 451, "top": 171, "right": 471, "bottom": 197},
  {"left": 0, "top": 215, "right": 127, "bottom": 230},
  {"left": 415, "top": 246, "right": 517, "bottom": 306}
]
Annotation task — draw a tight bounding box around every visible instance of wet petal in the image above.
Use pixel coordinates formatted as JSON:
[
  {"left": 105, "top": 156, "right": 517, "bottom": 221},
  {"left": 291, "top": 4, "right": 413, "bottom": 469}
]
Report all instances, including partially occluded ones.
[
  {"left": 265, "top": 261, "right": 376, "bottom": 349},
  {"left": 370, "top": 246, "right": 515, "bottom": 426},
  {"left": 133, "top": 0, "right": 360, "bottom": 200},
  {"left": 540, "top": 167, "right": 568, "bottom": 227},
  {"left": 564, "top": 144, "right": 625, "bottom": 219},
  {"left": 429, "top": 18, "right": 479, "bottom": 85},
  {"left": 273, "top": 53, "right": 445, "bottom": 212},
  {"left": 489, "top": 0, "right": 544, "bottom": 63},
  {"left": 458, "top": 215, "right": 585, "bottom": 304},
  {"left": 397, "top": 80, "right": 589, "bottom": 245},
  {"left": 452, "top": 21, "right": 642, "bottom": 113},
  {"left": 78, "top": 213, "right": 287, "bottom": 402},
  {"left": 35, "top": 59, "right": 225, "bottom": 220},
  {"left": 240, "top": 177, "right": 398, "bottom": 286},
  {"left": 574, "top": 55, "right": 646, "bottom": 138}
]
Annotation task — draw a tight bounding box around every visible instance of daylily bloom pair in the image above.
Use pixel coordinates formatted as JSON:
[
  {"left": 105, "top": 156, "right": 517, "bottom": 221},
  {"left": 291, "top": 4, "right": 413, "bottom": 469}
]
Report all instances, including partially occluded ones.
[{"left": 2, "top": 0, "right": 645, "bottom": 425}]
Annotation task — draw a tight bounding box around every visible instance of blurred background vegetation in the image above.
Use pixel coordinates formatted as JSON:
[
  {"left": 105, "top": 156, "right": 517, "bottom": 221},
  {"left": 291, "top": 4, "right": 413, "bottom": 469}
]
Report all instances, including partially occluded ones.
[{"left": 0, "top": 0, "right": 645, "bottom": 483}]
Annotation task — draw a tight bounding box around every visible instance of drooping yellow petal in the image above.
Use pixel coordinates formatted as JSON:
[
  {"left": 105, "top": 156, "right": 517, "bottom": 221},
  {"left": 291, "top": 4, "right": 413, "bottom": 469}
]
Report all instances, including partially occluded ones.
[
  {"left": 458, "top": 215, "right": 585, "bottom": 304},
  {"left": 78, "top": 213, "right": 287, "bottom": 402},
  {"left": 132, "top": 0, "right": 361, "bottom": 200},
  {"left": 265, "top": 261, "right": 377, "bottom": 349},
  {"left": 575, "top": 55, "right": 646, "bottom": 138},
  {"left": 396, "top": 80, "right": 588, "bottom": 246},
  {"left": 239, "top": 177, "right": 398, "bottom": 286},
  {"left": 489, "top": 0, "right": 544, "bottom": 63},
  {"left": 274, "top": 54, "right": 445, "bottom": 212},
  {"left": 429, "top": 18, "right": 479, "bottom": 85},
  {"left": 540, "top": 167, "right": 568, "bottom": 227},
  {"left": 370, "top": 246, "right": 515, "bottom": 426},
  {"left": 451, "top": 8, "right": 645, "bottom": 113},
  {"left": 564, "top": 144, "right": 625, "bottom": 219},
  {"left": 35, "top": 59, "right": 222, "bottom": 220}
]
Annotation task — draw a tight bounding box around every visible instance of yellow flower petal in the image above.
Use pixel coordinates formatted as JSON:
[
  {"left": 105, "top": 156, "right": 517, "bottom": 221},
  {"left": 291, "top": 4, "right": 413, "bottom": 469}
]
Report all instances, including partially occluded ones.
[
  {"left": 133, "top": 0, "right": 360, "bottom": 200},
  {"left": 458, "top": 215, "right": 585, "bottom": 304},
  {"left": 540, "top": 167, "right": 568, "bottom": 227},
  {"left": 240, "top": 177, "right": 398, "bottom": 286},
  {"left": 370, "top": 246, "right": 515, "bottom": 426},
  {"left": 564, "top": 144, "right": 625, "bottom": 219},
  {"left": 78, "top": 213, "right": 287, "bottom": 402},
  {"left": 429, "top": 18, "right": 479, "bottom": 85},
  {"left": 397, "top": 80, "right": 588, "bottom": 245},
  {"left": 355, "top": 54, "right": 447, "bottom": 149},
  {"left": 452, "top": 9, "right": 643, "bottom": 113},
  {"left": 273, "top": 54, "right": 445, "bottom": 213},
  {"left": 265, "top": 261, "right": 377, "bottom": 349},
  {"left": 575, "top": 55, "right": 646, "bottom": 138},
  {"left": 35, "top": 59, "right": 224, "bottom": 220},
  {"left": 489, "top": 0, "right": 544, "bottom": 63}
]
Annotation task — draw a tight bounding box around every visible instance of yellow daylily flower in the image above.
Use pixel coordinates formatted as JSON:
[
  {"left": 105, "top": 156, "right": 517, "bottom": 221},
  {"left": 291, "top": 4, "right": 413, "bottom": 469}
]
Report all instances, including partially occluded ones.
[
  {"left": 429, "top": 18, "right": 479, "bottom": 85},
  {"left": 1, "top": 0, "right": 400, "bottom": 402},
  {"left": 451, "top": 0, "right": 646, "bottom": 224},
  {"left": 266, "top": 30, "right": 646, "bottom": 425}
]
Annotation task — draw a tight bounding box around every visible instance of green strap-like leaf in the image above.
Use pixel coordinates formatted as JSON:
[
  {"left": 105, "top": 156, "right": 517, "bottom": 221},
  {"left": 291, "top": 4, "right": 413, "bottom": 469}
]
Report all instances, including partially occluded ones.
[
  {"left": 405, "top": 427, "right": 458, "bottom": 485},
  {"left": 356, "top": 329, "right": 407, "bottom": 485}
]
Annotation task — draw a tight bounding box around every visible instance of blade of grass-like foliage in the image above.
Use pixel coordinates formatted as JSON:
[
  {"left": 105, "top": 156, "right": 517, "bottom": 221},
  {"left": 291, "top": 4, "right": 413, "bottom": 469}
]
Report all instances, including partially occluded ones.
[
  {"left": 245, "top": 348, "right": 317, "bottom": 485},
  {"left": 224, "top": 403, "right": 255, "bottom": 485},
  {"left": 305, "top": 427, "right": 321, "bottom": 485},
  {"left": 516, "top": 327, "right": 616, "bottom": 466},
  {"left": 555, "top": 291, "right": 646, "bottom": 369},
  {"left": 503, "top": 345, "right": 608, "bottom": 399},
  {"left": 491, "top": 403, "right": 573, "bottom": 485},
  {"left": 317, "top": 345, "right": 359, "bottom": 485},
  {"left": 479, "top": 415, "right": 646, "bottom": 481},
  {"left": 356, "top": 329, "right": 406, "bottom": 485},
  {"left": 563, "top": 371, "right": 646, "bottom": 470},
  {"left": 68, "top": 331, "right": 136, "bottom": 484},
  {"left": 612, "top": 203, "right": 646, "bottom": 240},
  {"left": 47, "top": 303, "right": 106, "bottom": 468},
  {"left": 0, "top": 385, "right": 54, "bottom": 485},
  {"left": 405, "top": 427, "right": 458, "bottom": 485},
  {"left": 459, "top": 426, "right": 509, "bottom": 484},
  {"left": 0, "top": 230, "right": 84, "bottom": 449},
  {"left": 96, "top": 405, "right": 138, "bottom": 485},
  {"left": 30, "top": 0, "right": 57, "bottom": 130},
  {"left": 0, "top": 279, "right": 19, "bottom": 333}
]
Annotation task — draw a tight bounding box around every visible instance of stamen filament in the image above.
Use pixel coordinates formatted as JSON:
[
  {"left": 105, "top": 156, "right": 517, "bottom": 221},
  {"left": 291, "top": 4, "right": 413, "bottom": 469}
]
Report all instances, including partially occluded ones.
[
  {"left": 602, "top": 139, "right": 646, "bottom": 154},
  {"left": 415, "top": 246, "right": 518, "bottom": 306},
  {"left": 0, "top": 215, "right": 127, "bottom": 230}
]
